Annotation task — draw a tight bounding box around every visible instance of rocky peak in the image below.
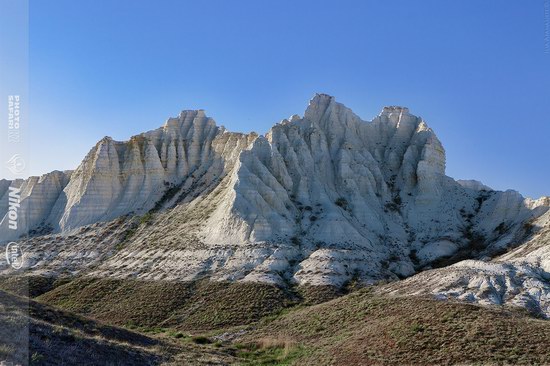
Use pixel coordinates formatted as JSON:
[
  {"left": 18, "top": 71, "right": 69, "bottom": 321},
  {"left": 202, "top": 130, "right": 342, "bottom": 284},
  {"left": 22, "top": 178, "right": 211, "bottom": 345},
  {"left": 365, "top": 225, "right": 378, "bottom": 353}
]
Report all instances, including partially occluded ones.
[
  {"left": 1, "top": 95, "right": 548, "bottom": 303},
  {"left": 381, "top": 106, "right": 410, "bottom": 115},
  {"left": 0, "top": 95, "right": 450, "bottom": 243},
  {"left": 303, "top": 93, "right": 337, "bottom": 121}
]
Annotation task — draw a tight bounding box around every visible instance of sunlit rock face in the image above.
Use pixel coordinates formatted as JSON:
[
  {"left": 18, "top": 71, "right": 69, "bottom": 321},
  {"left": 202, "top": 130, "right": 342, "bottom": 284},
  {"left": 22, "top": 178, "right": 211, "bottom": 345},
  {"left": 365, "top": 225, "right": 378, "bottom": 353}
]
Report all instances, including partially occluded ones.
[
  {"left": 381, "top": 202, "right": 550, "bottom": 318},
  {"left": 1, "top": 95, "right": 548, "bottom": 304},
  {"left": 0, "top": 110, "right": 244, "bottom": 240}
]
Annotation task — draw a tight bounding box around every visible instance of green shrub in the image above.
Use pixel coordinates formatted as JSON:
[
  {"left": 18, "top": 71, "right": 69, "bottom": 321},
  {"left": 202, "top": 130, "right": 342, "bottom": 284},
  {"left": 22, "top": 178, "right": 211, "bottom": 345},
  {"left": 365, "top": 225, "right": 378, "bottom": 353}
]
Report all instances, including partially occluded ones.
[
  {"left": 411, "top": 323, "right": 425, "bottom": 333},
  {"left": 139, "top": 212, "right": 153, "bottom": 225}
]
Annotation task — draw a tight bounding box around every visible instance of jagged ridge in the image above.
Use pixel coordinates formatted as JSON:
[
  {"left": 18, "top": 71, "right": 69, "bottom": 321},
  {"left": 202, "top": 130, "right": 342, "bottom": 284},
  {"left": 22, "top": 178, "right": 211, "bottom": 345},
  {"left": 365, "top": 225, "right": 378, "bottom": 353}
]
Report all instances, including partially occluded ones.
[{"left": 1, "top": 94, "right": 549, "bottom": 316}]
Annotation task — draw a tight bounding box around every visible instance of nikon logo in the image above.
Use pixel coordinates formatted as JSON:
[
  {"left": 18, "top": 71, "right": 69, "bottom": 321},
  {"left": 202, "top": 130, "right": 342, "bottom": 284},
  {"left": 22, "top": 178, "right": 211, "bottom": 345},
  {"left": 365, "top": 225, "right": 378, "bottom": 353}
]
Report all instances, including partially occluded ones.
[{"left": 8, "top": 186, "right": 20, "bottom": 230}]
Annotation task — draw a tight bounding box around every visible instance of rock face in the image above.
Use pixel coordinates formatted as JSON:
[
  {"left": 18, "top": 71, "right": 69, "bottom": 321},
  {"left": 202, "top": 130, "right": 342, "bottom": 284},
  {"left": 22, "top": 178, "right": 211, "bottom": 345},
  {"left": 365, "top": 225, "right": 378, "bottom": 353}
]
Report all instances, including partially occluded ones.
[
  {"left": 381, "top": 198, "right": 550, "bottom": 318},
  {"left": 1, "top": 94, "right": 549, "bottom": 314},
  {"left": 0, "top": 110, "right": 253, "bottom": 240}
]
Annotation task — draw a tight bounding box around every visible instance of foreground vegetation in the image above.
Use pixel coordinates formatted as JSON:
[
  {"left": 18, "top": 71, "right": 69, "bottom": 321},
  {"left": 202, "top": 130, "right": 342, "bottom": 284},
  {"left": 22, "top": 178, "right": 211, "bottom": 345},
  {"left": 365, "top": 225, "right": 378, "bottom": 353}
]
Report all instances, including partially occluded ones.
[
  {"left": 0, "top": 289, "right": 237, "bottom": 365},
  {"left": 242, "top": 288, "right": 550, "bottom": 365},
  {"left": 2, "top": 276, "right": 550, "bottom": 365}
]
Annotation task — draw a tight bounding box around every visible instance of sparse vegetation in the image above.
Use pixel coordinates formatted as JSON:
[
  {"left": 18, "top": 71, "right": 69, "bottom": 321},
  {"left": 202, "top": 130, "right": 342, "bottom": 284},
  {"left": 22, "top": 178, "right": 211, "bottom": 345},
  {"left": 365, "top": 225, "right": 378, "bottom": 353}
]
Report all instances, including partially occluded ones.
[
  {"left": 0, "top": 289, "right": 181, "bottom": 366},
  {"left": 523, "top": 220, "right": 536, "bottom": 236},
  {"left": 494, "top": 221, "right": 510, "bottom": 236},
  {"left": 410, "top": 323, "right": 425, "bottom": 333},
  {"left": 385, "top": 201, "right": 400, "bottom": 212},
  {"left": 37, "top": 278, "right": 293, "bottom": 331},
  {"left": 335, "top": 197, "right": 349, "bottom": 210},
  {"left": 409, "top": 249, "right": 420, "bottom": 266},
  {"left": 464, "top": 229, "right": 486, "bottom": 251},
  {"left": 30, "top": 352, "right": 44, "bottom": 363},
  {"left": 118, "top": 227, "right": 136, "bottom": 246},
  {"left": 475, "top": 190, "right": 493, "bottom": 209},
  {"left": 139, "top": 212, "right": 153, "bottom": 225},
  {"left": 393, "top": 195, "right": 402, "bottom": 206},
  {"left": 239, "top": 288, "right": 550, "bottom": 365},
  {"left": 6, "top": 273, "right": 550, "bottom": 365},
  {"left": 191, "top": 335, "right": 212, "bottom": 344},
  {"left": 0, "top": 275, "right": 70, "bottom": 298},
  {"left": 236, "top": 336, "right": 306, "bottom": 366}
]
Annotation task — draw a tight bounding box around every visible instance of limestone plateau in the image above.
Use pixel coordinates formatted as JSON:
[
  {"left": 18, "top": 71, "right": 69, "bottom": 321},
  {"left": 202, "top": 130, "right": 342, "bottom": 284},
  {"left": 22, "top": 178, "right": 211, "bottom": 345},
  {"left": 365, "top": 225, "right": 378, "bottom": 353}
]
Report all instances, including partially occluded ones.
[{"left": 1, "top": 94, "right": 549, "bottom": 317}]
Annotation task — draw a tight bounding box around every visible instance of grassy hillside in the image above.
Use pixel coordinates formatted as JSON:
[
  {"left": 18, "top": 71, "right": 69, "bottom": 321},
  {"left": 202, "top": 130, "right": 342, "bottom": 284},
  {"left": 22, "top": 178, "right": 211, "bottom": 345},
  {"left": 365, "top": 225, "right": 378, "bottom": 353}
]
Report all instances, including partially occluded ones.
[
  {"left": 0, "top": 275, "right": 71, "bottom": 298},
  {"left": 0, "top": 289, "right": 235, "bottom": 365},
  {"left": 236, "top": 289, "right": 550, "bottom": 365},
  {"left": 36, "top": 277, "right": 295, "bottom": 331},
  {"left": 16, "top": 275, "right": 550, "bottom": 365}
]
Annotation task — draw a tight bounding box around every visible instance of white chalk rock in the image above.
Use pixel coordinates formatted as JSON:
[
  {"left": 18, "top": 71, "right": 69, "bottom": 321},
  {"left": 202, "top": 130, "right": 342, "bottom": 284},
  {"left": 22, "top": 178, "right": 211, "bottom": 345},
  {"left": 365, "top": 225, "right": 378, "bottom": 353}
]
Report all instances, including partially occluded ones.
[{"left": 1, "top": 93, "right": 548, "bottom": 317}]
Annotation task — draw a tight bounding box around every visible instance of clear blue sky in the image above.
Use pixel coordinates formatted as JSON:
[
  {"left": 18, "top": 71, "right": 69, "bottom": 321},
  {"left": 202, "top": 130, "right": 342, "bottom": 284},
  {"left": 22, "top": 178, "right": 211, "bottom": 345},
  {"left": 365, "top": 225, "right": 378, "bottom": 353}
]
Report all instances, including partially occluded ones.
[{"left": 27, "top": 0, "right": 549, "bottom": 198}]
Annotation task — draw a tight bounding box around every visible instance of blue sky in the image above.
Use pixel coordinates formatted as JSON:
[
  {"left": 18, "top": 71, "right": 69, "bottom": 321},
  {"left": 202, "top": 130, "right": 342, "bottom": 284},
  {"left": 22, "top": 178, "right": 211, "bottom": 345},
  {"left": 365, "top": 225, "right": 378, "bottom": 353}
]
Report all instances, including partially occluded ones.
[{"left": 26, "top": 0, "right": 550, "bottom": 198}]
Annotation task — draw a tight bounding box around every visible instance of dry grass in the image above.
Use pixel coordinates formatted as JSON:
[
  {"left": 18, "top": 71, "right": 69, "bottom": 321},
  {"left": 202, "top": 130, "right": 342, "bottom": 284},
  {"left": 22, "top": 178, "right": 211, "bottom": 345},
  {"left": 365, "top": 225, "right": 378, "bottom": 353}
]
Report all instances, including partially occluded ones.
[
  {"left": 234, "top": 334, "right": 305, "bottom": 366},
  {"left": 18, "top": 275, "right": 550, "bottom": 365},
  {"left": 0, "top": 289, "right": 237, "bottom": 365},
  {"left": 255, "top": 335, "right": 296, "bottom": 357},
  {"left": 241, "top": 288, "right": 550, "bottom": 365},
  {"left": 36, "top": 277, "right": 294, "bottom": 331}
]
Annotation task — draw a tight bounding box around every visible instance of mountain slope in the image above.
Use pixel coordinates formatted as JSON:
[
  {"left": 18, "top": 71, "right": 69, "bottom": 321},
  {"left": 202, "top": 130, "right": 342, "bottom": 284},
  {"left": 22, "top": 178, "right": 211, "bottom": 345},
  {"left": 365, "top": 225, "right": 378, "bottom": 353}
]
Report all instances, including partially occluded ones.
[{"left": 0, "top": 94, "right": 548, "bottom": 316}]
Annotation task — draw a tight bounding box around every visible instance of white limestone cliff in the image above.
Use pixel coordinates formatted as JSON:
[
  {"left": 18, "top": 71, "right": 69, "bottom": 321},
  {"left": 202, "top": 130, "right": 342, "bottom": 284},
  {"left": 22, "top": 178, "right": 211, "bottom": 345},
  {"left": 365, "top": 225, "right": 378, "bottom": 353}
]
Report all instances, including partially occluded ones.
[
  {"left": 0, "top": 110, "right": 229, "bottom": 240},
  {"left": 0, "top": 94, "right": 548, "bottom": 317}
]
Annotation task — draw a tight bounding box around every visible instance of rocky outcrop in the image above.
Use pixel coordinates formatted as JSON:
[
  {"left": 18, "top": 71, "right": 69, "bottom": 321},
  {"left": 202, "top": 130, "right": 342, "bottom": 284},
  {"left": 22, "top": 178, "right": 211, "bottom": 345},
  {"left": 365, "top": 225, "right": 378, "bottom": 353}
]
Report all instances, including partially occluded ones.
[
  {"left": 1, "top": 95, "right": 548, "bottom": 313},
  {"left": 381, "top": 198, "right": 550, "bottom": 318},
  {"left": 0, "top": 110, "right": 253, "bottom": 241}
]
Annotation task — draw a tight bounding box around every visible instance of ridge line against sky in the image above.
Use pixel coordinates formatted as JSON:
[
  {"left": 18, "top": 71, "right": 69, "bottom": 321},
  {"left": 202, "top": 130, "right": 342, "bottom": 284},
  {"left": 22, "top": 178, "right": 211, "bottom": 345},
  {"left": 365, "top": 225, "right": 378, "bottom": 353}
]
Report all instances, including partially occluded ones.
[{"left": 6, "top": 0, "right": 550, "bottom": 198}]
